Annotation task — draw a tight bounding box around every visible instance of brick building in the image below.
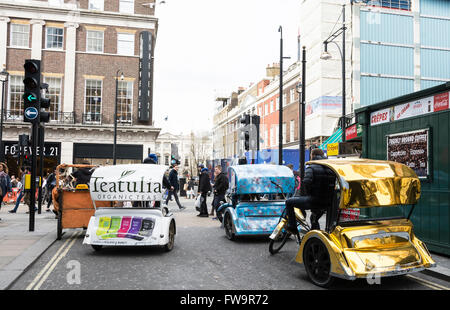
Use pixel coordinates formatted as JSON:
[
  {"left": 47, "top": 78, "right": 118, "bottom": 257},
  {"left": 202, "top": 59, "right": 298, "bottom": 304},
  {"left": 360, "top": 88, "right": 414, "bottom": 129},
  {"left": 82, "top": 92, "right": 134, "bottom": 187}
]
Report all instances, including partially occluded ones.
[{"left": 0, "top": 0, "right": 161, "bottom": 176}]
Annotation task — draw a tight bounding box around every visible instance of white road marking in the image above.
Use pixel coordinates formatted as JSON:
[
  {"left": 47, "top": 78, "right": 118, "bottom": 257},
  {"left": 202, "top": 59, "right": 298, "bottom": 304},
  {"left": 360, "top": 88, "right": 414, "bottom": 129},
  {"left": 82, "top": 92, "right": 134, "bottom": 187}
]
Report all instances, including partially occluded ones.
[{"left": 26, "top": 231, "right": 81, "bottom": 290}]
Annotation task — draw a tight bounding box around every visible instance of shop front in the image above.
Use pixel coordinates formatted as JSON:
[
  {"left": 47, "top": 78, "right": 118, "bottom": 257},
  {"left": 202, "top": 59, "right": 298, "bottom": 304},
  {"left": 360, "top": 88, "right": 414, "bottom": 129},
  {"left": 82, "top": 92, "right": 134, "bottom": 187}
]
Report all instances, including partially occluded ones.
[
  {"left": 73, "top": 143, "right": 143, "bottom": 165},
  {"left": 3, "top": 141, "right": 61, "bottom": 177},
  {"left": 355, "top": 82, "right": 450, "bottom": 255}
]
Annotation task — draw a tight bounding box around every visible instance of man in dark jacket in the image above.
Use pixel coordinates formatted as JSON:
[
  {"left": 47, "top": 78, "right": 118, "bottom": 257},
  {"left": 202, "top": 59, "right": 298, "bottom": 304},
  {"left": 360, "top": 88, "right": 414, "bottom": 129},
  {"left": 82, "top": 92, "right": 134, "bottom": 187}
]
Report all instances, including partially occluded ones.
[
  {"left": 285, "top": 148, "right": 336, "bottom": 234},
  {"left": 165, "top": 164, "right": 185, "bottom": 210},
  {"left": 210, "top": 165, "right": 228, "bottom": 218},
  {"left": 197, "top": 167, "right": 212, "bottom": 217}
]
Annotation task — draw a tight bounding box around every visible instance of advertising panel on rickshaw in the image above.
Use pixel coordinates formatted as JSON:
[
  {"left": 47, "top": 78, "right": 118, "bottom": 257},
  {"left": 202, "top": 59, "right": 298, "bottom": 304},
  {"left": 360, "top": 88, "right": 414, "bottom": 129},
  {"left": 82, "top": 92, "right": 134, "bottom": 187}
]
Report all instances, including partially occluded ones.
[{"left": 83, "top": 164, "right": 176, "bottom": 250}]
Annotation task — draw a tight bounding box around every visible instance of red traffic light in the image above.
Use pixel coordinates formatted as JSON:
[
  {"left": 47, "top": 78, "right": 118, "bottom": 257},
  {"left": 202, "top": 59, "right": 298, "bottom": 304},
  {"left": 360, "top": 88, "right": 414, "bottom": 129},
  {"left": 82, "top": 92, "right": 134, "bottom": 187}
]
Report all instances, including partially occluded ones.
[{"left": 24, "top": 61, "right": 39, "bottom": 74}]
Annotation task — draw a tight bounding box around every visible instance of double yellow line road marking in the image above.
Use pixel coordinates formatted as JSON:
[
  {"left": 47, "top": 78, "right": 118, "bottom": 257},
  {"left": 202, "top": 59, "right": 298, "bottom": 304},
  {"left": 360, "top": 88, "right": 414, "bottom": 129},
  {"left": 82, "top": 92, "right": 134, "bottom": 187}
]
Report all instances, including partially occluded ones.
[
  {"left": 406, "top": 274, "right": 450, "bottom": 290},
  {"left": 26, "top": 231, "right": 81, "bottom": 290}
]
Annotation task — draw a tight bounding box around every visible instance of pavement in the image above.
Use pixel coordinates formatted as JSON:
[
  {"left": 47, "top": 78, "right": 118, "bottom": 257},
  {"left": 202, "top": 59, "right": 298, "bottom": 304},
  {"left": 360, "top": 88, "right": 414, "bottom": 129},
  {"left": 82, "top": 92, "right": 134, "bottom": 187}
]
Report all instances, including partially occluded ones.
[
  {"left": 0, "top": 202, "right": 57, "bottom": 290},
  {"left": 1, "top": 197, "right": 449, "bottom": 290}
]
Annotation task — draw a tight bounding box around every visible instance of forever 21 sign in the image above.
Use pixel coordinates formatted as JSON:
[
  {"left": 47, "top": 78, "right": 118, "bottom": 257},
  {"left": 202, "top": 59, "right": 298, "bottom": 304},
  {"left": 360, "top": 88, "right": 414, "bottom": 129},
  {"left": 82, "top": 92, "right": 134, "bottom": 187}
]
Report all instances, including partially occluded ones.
[{"left": 4, "top": 142, "right": 60, "bottom": 157}]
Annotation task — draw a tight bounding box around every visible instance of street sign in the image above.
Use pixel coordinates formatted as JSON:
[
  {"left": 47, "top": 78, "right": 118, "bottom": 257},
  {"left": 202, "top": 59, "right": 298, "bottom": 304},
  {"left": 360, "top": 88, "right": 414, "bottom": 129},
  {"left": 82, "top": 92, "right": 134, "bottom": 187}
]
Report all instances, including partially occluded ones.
[{"left": 24, "top": 107, "right": 38, "bottom": 120}]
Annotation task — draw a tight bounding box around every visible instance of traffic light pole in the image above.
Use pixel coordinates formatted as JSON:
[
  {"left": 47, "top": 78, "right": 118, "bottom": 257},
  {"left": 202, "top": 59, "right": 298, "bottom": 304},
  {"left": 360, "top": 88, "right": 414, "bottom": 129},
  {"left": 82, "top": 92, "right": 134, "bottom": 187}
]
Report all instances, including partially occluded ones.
[
  {"left": 37, "top": 125, "right": 44, "bottom": 214},
  {"left": 29, "top": 122, "right": 38, "bottom": 231}
]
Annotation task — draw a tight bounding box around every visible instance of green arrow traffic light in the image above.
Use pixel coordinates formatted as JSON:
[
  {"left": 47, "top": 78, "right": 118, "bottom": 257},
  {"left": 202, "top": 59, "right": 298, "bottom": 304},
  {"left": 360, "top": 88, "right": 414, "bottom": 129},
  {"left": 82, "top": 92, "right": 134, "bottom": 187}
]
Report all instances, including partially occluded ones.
[{"left": 23, "top": 93, "right": 38, "bottom": 104}]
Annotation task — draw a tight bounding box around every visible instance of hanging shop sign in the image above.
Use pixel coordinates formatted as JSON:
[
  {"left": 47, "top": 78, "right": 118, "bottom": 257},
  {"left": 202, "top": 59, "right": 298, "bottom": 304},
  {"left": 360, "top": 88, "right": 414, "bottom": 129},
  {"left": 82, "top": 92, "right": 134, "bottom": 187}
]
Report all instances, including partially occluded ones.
[
  {"left": 345, "top": 124, "right": 362, "bottom": 141},
  {"left": 386, "top": 129, "right": 430, "bottom": 178},
  {"left": 327, "top": 143, "right": 339, "bottom": 156}
]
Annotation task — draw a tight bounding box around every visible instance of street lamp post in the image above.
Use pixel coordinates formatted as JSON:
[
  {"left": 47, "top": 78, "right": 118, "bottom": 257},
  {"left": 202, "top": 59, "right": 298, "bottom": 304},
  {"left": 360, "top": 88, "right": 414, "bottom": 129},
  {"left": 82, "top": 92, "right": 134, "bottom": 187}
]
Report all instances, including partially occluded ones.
[
  {"left": 321, "top": 4, "right": 347, "bottom": 142},
  {"left": 278, "top": 26, "right": 290, "bottom": 166},
  {"left": 296, "top": 47, "right": 306, "bottom": 180},
  {"left": 113, "top": 70, "right": 124, "bottom": 165},
  {"left": 0, "top": 67, "right": 9, "bottom": 163}
]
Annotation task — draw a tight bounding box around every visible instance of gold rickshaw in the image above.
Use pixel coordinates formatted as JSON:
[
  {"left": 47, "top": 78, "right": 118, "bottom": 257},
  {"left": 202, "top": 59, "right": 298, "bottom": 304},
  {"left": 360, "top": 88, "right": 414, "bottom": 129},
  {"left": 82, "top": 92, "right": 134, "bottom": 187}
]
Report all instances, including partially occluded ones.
[
  {"left": 54, "top": 164, "right": 111, "bottom": 240},
  {"left": 269, "top": 158, "right": 436, "bottom": 287}
]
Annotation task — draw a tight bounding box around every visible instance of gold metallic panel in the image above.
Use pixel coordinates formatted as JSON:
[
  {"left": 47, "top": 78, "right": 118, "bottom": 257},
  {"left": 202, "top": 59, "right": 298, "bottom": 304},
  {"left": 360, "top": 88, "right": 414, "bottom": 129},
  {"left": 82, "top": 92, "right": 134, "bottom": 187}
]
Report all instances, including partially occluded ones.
[{"left": 307, "top": 159, "right": 421, "bottom": 209}]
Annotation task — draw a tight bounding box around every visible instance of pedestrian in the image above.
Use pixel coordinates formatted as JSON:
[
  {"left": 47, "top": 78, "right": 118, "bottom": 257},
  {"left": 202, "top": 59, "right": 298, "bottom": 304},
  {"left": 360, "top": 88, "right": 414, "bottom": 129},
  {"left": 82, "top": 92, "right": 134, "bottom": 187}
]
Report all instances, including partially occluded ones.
[
  {"left": 9, "top": 167, "right": 29, "bottom": 214},
  {"left": 210, "top": 165, "right": 228, "bottom": 219},
  {"left": 71, "top": 161, "right": 93, "bottom": 186},
  {"left": 187, "top": 177, "right": 195, "bottom": 199},
  {"left": 46, "top": 167, "right": 57, "bottom": 212},
  {"left": 165, "top": 164, "right": 186, "bottom": 210},
  {"left": 11, "top": 175, "right": 18, "bottom": 188},
  {"left": 0, "top": 162, "right": 12, "bottom": 220},
  {"left": 197, "top": 166, "right": 211, "bottom": 217}
]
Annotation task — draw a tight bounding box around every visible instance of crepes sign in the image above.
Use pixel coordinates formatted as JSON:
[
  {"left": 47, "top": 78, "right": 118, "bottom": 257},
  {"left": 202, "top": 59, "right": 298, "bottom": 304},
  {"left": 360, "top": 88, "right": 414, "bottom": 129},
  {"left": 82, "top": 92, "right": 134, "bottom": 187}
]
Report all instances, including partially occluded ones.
[
  {"left": 90, "top": 164, "right": 168, "bottom": 201},
  {"left": 387, "top": 129, "right": 429, "bottom": 178}
]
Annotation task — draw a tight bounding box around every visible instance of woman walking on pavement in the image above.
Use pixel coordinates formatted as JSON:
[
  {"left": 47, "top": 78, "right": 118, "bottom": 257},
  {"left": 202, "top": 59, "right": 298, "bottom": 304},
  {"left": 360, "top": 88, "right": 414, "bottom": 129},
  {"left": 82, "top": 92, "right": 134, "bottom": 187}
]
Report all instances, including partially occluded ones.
[{"left": 0, "top": 162, "right": 12, "bottom": 221}]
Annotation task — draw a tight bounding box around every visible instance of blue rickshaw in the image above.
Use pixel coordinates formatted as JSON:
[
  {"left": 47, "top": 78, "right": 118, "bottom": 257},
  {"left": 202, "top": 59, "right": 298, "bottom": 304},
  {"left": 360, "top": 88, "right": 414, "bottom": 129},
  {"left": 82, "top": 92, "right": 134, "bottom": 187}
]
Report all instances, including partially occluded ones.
[{"left": 217, "top": 164, "right": 295, "bottom": 240}]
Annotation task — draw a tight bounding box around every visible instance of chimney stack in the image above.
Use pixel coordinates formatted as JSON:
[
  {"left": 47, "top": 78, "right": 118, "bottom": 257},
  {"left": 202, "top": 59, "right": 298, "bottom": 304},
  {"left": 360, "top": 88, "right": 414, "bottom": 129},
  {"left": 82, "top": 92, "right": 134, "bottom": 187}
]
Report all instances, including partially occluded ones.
[{"left": 266, "top": 63, "right": 280, "bottom": 78}]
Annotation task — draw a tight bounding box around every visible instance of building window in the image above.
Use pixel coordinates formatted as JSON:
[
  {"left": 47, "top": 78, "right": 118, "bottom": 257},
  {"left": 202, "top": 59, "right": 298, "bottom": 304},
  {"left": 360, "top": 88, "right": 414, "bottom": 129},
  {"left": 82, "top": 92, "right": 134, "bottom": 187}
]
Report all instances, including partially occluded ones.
[
  {"left": 7, "top": 75, "right": 24, "bottom": 119},
  {"left": 290, "top": 89, "right": 295, "bottom": 103},
  {"left": 290, "top": 120, "right": 295, "bottom": 142},
  {"left": 10, "top": 24, "right": 29, "bottom": 48},
  {"left": 88, "top": 0, "right": 104, "bottom": 11},
  {"left": 184, "top": 158, "right": 189, "bottom": 166},
  {"left": 283, "top": 123, "right": 286, "bottom": 144},
  {"left": 120, "top": 0, "right": 134, "bottom": 14},
  {"left": 43, "top": 76, "right": 62, "bottom": 121},
  {"left": 283, "top": 93, "right": 287, "bottom": 106},
  {"left": 371, "top": 0, "right": 411, "bottom": 11},
  {"left": 84, "top": 79, "right": 102, "bottom": 123},
  {"left": 117, "top": 80, "right": 133, "bottom": 123},
  {"left": 264, "top": 128, "right": 268, "bottom": 148},
  {"left": 165, "top": 155, "right": 169, "bottom": 166},
  {"left": 117, "top": 33, "right": 135, "bottom": 56},
  {"left": 265, "top": 103, "right": 268, "bottom": 116},
  {"left": 270, "top": 100, "right": 274, "bottom": 114},
  {"left": 86, "top": 30, "right": 104, "bottom": 53},
  {"left": 46, "top": 27, "right": 64, "bottom": 50}
]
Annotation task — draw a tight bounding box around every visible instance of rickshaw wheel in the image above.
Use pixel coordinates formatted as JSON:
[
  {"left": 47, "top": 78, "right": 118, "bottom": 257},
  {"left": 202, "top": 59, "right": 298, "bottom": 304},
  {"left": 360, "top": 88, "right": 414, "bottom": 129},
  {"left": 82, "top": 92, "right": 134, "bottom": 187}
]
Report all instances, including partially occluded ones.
[
  {"left": 92, "top": 245, "right": 103, "bottom": 251},
  {"left": 224, "top": 213, "right": 235, "bottom": 241},
  {"left": 303, "top": 238, "right": 334, "bottom": 288},
  {"left": 269, "top": 231, "right": 290, "bottom": 255},
  {"left": 164, "top": 221, "right": 175, "bottom": 252}
]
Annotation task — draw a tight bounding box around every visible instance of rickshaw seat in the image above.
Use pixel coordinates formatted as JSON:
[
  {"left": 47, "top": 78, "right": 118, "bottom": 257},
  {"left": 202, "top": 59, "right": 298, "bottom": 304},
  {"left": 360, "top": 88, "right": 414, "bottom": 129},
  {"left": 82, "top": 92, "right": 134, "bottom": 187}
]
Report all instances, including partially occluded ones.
[{"left": 55, "top": 186, "right": 112, "bottom": 240}]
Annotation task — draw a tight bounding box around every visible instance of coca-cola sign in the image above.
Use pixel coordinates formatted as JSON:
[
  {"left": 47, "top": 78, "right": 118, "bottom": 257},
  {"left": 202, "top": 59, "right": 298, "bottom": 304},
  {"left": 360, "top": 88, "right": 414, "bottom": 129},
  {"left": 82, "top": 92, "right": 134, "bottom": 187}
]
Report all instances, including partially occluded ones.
[
  {"left": 434, "top": 92, "right": 449, "bottom": 112},
  {"left": 345, "top": 124, "right": 361, "bottom": 141}
]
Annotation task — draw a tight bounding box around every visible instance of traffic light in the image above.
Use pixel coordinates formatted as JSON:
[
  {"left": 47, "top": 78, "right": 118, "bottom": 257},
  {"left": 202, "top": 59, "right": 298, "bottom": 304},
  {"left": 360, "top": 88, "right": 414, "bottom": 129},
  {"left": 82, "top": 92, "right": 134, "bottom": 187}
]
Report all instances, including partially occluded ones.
[
  {"left": 23, "top": 59, "right": 51, "bottom": 124},
  {"left": 244, "top": 132, "right": 250, "bottom": 151},
  {"left": 23, "top": 60, "right": 40, "bottom": 123},
  {"left": 39, "top": 83, "right": 51, "bottom": 123},
  {"left": 240, "top": 114, "right": 250, "bottom": 151},
  {"left": 240, "top": 114, "right": 250, "bottom": 126}
]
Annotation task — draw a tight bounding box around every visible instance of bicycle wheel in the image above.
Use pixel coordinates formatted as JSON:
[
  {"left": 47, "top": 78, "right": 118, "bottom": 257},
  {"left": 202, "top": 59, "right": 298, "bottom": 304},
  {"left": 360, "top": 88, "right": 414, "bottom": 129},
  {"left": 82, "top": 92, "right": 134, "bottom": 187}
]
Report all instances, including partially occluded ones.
[{"left": 269, "top": 230, "right": 291, "bottom": 255}]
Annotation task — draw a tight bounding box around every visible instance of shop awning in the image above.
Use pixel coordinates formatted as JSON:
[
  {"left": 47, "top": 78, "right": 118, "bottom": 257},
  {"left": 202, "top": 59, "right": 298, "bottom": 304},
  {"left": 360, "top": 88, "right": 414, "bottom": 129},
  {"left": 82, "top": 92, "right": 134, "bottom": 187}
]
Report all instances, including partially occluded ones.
[{"left": 319, "top": 128, "right": 343, "bottom": 150}]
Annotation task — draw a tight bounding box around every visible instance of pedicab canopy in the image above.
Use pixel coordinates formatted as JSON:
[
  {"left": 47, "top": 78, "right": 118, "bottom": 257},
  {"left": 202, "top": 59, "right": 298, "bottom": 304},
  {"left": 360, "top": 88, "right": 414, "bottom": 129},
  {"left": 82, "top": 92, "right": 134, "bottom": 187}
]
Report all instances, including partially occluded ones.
[
  {"left": 310, "top": 159, "right": 421, "bottom": 209},
  {"left": 89, "top": 164, "right": 169, "bottom": 202},
  {"left": 229, "top": 164, "right": 295, "bottom": 195}
]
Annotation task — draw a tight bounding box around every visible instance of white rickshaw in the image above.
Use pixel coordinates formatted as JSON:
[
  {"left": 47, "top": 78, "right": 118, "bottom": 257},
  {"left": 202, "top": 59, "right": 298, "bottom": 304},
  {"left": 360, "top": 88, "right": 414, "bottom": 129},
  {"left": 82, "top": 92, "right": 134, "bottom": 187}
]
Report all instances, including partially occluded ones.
[{"left": 83, "top": 164, "right": 176, "bottom": 252}]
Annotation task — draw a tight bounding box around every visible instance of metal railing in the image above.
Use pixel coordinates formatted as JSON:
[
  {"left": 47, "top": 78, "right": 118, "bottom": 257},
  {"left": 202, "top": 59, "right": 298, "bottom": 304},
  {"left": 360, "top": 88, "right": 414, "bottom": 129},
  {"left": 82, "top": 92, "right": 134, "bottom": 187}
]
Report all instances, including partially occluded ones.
[
  {"left": 82, "top": 113, "right": 102, "bottom": 125},
  {"left": 2, "top": 110, "right": 136, "bottom": 127},
  {"left": 2, "top": 110, "right": 76, "bottom": 124}
]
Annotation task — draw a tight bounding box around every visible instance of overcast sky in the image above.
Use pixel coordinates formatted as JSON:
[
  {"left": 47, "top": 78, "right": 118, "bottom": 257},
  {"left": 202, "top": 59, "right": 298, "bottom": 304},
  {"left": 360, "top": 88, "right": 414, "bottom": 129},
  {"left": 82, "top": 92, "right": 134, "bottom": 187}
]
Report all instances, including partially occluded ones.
[{"left": 152, "top": 0, "right": 301, "bottom": 134}]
